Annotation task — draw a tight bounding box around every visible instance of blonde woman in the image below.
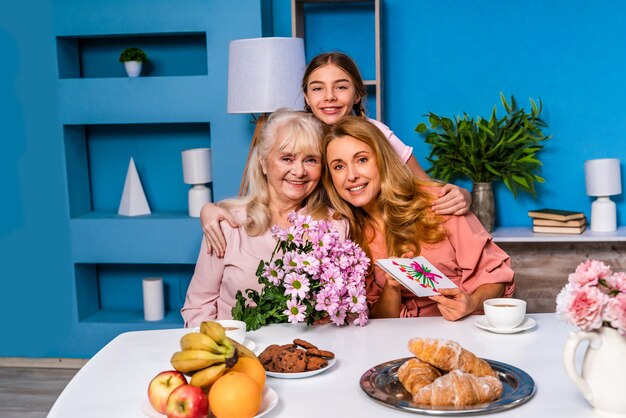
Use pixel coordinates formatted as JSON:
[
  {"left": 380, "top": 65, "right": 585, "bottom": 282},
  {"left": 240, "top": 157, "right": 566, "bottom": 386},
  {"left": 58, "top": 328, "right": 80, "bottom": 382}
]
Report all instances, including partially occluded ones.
[
  {"left": 181, "top": 109, "right": 346, "bottom": 327},
  {"left": 322, "top": 116, "right": 514, "bottom": 320}
]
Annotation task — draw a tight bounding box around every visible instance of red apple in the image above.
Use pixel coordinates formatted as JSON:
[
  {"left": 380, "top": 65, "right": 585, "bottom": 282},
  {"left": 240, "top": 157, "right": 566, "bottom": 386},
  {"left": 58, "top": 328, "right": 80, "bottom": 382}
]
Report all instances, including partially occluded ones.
[
  {"left": 166, "top": 384, "right": 209, "bottom": 418},
  {"left": 147, "top": 370, "right": 187, "bottom": 414}
]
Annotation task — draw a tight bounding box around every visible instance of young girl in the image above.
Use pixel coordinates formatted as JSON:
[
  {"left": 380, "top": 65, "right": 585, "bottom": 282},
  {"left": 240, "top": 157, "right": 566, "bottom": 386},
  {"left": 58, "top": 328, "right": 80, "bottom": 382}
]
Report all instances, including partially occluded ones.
[
  {"left": 322, "top": 116, "right": 514, "bottom": 320},
  {"left": 202, "top": 52, "right": 470, "bottom": 257}
]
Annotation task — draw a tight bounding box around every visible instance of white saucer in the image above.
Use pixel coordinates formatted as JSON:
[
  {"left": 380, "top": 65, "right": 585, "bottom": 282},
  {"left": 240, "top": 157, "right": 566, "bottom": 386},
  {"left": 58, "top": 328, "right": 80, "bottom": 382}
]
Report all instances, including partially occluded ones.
[{"left": 474, "top": 316, "right": 537, "bottom": 334}]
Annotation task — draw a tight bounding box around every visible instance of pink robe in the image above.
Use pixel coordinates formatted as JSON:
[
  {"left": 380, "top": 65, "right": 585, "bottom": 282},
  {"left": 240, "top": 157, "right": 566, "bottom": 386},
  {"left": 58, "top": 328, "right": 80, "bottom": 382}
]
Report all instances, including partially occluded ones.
[{"left": 367, "top": 208, "right": 515, "bottom": 318}]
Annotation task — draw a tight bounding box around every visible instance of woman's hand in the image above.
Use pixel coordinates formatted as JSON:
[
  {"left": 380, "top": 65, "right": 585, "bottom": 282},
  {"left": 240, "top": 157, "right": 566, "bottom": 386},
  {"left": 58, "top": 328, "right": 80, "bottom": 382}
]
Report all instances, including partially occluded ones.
[
  {"left": 428, "top": 288, "right": 475, "bottom": 321},
  {"left": 431, "top": 184, "right": 471, "bottom": 216},
  {"left": 200, "top": 203, "right": 240, "bottom": 258},
  {"left": 429, "top": 283, "right": 504, "bottom": 321}
]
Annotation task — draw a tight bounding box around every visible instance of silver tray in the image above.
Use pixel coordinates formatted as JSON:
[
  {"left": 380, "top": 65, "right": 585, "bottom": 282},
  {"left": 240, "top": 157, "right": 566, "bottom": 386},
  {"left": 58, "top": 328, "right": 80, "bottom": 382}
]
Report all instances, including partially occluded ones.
[{"left": 360, "top": 357, "right": 535, "bottom": 415}]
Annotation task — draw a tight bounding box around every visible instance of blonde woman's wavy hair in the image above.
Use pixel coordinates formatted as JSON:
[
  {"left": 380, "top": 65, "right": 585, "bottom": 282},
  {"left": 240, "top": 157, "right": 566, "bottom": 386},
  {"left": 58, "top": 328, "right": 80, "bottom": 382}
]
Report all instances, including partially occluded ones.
[
  {"left": 322, "top": 116, "right": 445, "bottom": 260},
  {"left": 222, "top": 109, "right": 328, "bottom": 236}
]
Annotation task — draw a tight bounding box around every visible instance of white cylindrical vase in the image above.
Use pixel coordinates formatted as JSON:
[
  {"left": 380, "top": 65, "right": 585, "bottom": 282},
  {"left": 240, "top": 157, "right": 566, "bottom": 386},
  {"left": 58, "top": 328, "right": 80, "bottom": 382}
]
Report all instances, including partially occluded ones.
[
  {"left": 591, "top": 197, "right": 617, "bottom": 232},
  {"left": 142, "top": 277, "right": 164, "bottom": 321},
  {"left": 182, "top": 148, "right": 212, "bottom": 217},
  {"left": 188, "top": 184, "right": 212, "bottom": 218}
]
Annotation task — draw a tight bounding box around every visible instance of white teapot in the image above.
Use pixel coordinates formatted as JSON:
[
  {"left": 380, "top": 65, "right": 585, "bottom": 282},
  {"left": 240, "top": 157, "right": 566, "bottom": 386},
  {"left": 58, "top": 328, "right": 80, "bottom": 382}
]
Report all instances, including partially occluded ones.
[{"left": 563, "top": 326, "right": 626, "bottom": 417}]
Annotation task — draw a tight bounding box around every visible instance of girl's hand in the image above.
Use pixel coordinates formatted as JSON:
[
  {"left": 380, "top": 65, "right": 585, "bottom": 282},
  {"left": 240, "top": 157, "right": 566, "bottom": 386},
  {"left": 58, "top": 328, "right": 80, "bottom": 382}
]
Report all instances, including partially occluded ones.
[
  {"left": 200, "top": 203, "right": 240, "bottom": 258},
  {"left": 431, "top": 184, "right": 471, "bottom": 215},
  {"left": 429, "top": 288, "right": 474, "bottom": 321}
]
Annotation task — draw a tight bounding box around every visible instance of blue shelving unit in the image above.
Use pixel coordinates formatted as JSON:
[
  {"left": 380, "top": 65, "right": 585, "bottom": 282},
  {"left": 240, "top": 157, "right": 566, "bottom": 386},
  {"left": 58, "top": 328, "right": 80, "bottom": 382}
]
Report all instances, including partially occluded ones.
[{"left": 53, "top": 1, "right": 267, "bottom": 352}]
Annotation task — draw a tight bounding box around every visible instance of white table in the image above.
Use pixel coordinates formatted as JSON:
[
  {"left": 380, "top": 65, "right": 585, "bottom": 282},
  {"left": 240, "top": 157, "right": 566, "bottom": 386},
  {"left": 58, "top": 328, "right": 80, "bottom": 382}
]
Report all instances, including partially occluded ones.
[{"left": 48, "top": 314, "right": 594, "bottom": 417}]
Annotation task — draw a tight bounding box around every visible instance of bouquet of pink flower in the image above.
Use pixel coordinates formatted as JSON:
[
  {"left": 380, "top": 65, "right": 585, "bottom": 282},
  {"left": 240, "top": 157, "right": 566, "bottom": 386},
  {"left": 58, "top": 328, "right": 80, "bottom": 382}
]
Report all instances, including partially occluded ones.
[
  {"left": 556, "top": 259, "right": 626, "bottom": 336},
  {"left": 232, "top": 211, "right": 370, "bottom": 331}
]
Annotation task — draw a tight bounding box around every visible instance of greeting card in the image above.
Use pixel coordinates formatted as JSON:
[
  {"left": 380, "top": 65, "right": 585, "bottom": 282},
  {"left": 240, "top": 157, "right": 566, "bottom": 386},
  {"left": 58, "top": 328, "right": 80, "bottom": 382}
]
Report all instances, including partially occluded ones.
[{"left": 375, "top": 256, "right": 457, "bottom": 297}]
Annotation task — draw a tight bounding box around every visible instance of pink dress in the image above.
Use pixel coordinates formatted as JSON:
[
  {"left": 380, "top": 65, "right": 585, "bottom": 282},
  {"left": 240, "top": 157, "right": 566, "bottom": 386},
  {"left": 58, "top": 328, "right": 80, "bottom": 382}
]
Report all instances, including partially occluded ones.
[
  {"left": 368, "top": 118, "right": 413, "bottom": 164},
  {"left": 181, "top": 208, "right": 348, "bottom": 327},
  {"left": 367, "top": 200, "right": 515, "bottom": 318}
]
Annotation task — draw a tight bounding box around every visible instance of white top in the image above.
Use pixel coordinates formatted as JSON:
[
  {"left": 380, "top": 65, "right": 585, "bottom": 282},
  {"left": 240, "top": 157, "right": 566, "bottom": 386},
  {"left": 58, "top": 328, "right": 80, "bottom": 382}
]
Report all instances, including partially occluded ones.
[{"left": 47, "top": 314, "right": 593, "bottom": 418}]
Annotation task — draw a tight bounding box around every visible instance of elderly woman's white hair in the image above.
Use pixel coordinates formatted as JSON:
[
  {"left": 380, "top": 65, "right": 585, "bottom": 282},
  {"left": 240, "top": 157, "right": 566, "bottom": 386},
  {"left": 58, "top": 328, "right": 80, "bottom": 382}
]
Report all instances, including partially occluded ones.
[{"left": 222, "top": 108, "right": 327, "bottom": 235}]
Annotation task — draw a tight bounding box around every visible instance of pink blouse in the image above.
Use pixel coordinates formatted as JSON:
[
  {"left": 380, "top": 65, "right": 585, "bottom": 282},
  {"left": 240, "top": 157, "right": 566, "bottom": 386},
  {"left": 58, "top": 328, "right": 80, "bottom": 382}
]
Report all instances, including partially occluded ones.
[
  {"left": 181, "top": 208, "right": 348, "bottom": 327},
  {"left": 367, "top": 205, "right": 515, "bottom": 318}
]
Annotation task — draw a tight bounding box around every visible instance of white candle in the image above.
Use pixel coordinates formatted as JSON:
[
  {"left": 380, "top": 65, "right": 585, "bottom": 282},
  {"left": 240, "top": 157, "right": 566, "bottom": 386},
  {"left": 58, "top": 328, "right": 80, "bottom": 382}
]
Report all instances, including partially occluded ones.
[{"left": 142, "top": 277, "right": 164, "bottom": 321}]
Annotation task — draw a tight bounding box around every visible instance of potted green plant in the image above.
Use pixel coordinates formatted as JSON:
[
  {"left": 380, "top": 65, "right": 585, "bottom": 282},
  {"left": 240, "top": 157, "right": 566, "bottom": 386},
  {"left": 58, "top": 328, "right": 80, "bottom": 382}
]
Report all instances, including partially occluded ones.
[
  {"left": 415, "top": 93, "right": 550, "bottom": 231},
  {"left": 119, "top": 47, "right": 148, "bottom": 78}
]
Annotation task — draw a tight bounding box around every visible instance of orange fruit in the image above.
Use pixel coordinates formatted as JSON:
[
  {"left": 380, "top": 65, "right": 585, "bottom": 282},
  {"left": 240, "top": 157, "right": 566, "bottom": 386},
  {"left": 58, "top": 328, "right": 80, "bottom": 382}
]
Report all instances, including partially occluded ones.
[
  {"left": 208, "top": 371, "right": 262, "bottom": 418},
  {"left": 229, "top": 357, "right": 266, "bottom": 389}
]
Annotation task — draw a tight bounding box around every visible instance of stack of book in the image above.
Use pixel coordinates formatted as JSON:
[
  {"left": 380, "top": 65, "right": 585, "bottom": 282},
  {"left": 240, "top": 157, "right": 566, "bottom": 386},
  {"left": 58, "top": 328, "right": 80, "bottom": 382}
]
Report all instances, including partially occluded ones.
[{"left": 528, "top": 209, "right": 587, "bottom": 234}]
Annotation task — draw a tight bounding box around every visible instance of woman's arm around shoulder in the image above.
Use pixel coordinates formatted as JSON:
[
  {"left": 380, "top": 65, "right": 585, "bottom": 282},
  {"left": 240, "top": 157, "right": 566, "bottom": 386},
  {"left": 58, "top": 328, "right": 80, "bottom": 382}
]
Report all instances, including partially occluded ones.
[
  {"left": 200, "top": 202, "right": 242, "bottom": 258},
  {"left": 369, "top": 119, "right": 471, "bottom": 215}
]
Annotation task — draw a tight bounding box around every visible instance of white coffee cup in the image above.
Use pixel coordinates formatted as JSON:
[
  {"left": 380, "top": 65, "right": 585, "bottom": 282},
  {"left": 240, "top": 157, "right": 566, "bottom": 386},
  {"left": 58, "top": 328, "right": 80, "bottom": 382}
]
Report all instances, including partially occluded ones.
[
  {"left": 483, "top": 298, "right": 526, "bottom": 330},
  {"left": 215, "top": 319, "right": 246, "bottom": 344}
]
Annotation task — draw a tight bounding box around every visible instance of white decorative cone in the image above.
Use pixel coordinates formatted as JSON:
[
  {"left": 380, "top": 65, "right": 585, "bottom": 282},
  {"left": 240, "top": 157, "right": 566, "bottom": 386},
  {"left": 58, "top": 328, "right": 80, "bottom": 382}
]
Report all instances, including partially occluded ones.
[{"left": 118, "top": 157, "right": 151, "bottom": 216}]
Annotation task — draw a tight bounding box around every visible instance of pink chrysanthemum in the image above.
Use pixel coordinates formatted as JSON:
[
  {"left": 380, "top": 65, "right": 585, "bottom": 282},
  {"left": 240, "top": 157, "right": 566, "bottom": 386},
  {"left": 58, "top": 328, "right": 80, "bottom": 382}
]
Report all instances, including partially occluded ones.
[{"left": 284, "top": 299, "right": 306, "bottom": 324}]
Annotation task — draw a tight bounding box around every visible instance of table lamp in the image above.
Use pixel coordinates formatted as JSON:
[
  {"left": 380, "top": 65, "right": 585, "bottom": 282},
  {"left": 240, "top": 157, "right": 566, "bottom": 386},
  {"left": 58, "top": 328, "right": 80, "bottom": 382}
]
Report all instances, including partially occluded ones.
[
  {"left": 227, "top": 37, "right": 306, "bottom": 195},
  {"left": 182, "top": 148, "right": 212, "bottom": 217},
  {"left": 584, "top": 158, "right": 622, "bottom": 232}
]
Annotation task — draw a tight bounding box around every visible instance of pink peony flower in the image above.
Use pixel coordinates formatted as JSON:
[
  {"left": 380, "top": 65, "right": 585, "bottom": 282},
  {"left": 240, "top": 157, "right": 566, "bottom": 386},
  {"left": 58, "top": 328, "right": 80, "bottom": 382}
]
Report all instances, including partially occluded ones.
[
  {"left": 604, "top": 293, "right": 626, "bottom": 336},
  {"left": 557, "top": 260, "right": 626, "bottom": 335},
  {"left": 606, "top": 272, "right": 626, "bottom": 294},
  {"left": 569, "top": 259, "right": 612, "bottom": 287}
]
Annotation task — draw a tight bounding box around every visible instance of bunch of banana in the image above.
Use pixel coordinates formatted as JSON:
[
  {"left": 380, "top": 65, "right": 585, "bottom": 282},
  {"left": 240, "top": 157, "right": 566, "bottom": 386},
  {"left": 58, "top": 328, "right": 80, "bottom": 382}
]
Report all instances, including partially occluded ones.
[{"left": 170, "top": 321, "right": 255, "bottom": 391}]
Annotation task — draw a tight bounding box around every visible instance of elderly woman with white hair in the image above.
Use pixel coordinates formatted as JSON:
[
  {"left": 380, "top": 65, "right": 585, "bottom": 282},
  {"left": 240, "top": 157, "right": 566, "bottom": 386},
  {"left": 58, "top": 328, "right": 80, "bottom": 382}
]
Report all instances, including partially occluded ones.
[{"left": 181, "top": 109, "right": 346, "bottom": 327}]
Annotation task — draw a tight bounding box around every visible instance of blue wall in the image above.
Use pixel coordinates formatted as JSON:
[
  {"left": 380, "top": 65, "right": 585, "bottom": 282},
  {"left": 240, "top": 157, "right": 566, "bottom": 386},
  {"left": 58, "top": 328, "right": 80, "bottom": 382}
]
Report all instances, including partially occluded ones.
[
  {"left": 273, "top": 0, "right": 626, "bottom": 226},
  {"left": 1, "top": 0, "right": 625, "bottom": 358}
]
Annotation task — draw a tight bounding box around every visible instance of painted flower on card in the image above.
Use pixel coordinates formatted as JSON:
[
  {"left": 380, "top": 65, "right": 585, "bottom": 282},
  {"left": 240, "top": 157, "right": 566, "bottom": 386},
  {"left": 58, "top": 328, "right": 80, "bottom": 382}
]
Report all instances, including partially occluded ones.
[
  {"left": 232, "top": 211, "right": 370, "bottom": 331},
  {"left": 556, "top": 260, "right": 626, "bottom": 336}
]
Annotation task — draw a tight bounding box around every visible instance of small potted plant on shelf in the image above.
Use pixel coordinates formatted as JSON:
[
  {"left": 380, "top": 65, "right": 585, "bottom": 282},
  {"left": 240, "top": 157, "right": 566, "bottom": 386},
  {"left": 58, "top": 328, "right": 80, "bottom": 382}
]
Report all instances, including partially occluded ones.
[
  {"left": 119, "top": 47, "right": 148, "bottom": 78},
  {"left": 415, "top": 93, "right": 551, "bottom": 232}
]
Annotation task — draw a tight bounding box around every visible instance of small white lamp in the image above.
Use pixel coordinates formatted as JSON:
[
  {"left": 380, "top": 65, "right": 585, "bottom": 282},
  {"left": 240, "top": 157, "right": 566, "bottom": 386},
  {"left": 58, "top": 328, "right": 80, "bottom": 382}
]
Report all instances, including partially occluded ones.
[
  {"left": 227, "top": 37, "right": 306, "bottom": 195},
  {"left": 584, "top": 158, "right": 622, "bottom": 232},
  {"left": 182, "top": 148, "right": 212, "bottom": 217}
]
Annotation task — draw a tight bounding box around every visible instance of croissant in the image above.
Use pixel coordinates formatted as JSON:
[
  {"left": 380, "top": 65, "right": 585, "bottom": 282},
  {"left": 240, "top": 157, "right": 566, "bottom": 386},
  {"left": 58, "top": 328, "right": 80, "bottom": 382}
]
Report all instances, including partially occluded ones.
[
  {"left": 408, "top": 338, "right": 496, "bottom": 378},
  {"left": 412, "top": 369, "right": 503, "bottom": 406},
  {"left": 397, "top": 358, "right": 442, "bottom": 394}
]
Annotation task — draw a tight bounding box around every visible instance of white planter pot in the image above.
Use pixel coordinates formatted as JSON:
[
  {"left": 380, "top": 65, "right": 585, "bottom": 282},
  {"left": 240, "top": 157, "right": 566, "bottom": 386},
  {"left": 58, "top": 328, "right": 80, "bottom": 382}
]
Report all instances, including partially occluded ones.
[{"left": 124, "top": 60, "right": 142, "bottom": 78}]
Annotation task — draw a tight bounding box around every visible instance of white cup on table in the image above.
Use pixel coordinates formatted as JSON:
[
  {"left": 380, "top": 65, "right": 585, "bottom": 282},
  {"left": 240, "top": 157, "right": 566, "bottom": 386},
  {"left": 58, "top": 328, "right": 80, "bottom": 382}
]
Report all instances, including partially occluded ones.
[
  {"left": 483, "top": 298, "right": 526, "bottom": 330},
  {"left": 215, "top": 319, "right": 247, "bottom": 343}
]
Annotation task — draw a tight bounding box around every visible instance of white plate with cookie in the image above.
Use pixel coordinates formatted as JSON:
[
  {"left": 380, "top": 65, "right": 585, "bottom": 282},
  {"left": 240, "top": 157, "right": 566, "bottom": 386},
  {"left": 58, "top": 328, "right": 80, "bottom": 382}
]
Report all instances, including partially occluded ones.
[{"left": 266, "top": 357, "right": 336, "bottom": 379}]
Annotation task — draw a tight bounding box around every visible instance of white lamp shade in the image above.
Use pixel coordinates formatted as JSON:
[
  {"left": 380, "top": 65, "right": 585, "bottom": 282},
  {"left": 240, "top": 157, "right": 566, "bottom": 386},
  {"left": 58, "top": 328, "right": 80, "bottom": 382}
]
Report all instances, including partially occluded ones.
[
  {"left": 584, "top": 158, "right": 622, "bottom": 196},
  {"left": 182, "top": 148, "right": 212, "bottom": 184},
  {"left": 227, "top": 37, "right": 306, "bottom": 114}
]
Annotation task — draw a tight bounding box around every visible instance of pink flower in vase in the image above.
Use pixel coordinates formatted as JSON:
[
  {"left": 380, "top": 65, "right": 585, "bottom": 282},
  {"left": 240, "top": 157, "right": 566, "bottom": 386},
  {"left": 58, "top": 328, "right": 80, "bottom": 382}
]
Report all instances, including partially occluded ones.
[
  {"left": 556, "top": 259, "right": 626, "bottom": 335},
  {"left": 605, "top": 294, "right": 626, "bottom": 336}
]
